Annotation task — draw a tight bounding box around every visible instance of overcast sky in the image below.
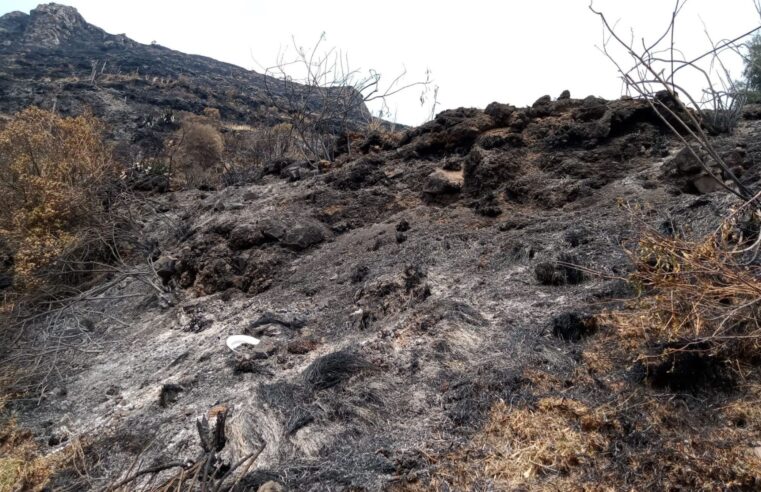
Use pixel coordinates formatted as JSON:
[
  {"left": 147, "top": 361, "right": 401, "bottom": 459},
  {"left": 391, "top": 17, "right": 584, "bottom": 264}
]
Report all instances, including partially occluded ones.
[{"left": 2, "top": 1, "right": 760, "bottom": 124}]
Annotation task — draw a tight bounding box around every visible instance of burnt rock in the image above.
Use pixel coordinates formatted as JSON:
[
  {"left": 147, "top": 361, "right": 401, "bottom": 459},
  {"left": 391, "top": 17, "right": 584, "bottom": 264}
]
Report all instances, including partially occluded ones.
[
  {"left": 287, "top": 338, "right": 319, "bottom": 355},
  {"left": 229, "top": 224, "right": 267, "bottom": 250},
  {"left": 463, "top": 148, "right": 521, "bottom": 195},
  {"left": 235, "top": 340, "right": 277, "bottom": 361},
  {"left": 154, "top": 256, "right": 176, "bottom": 285},
  {"left": 530, "top": 95, "right": 553, "bottom": 117},
  {"left": 484, "top": 102, "right": 516, "bottom": 126},
  {"left": 234, "top": 356, "right": 274, "bottom": 375},
  {"left": 423, "top": 169, "right": 463, "bottom": 202},
  {"left": 0, "top": 273, "right": 13, "bottom": 290},
  {"left": 564, "top": 228, "right": 590, "bottom": 247},
  {"left": 281, "top": 222, "right": 326, "bottom": 250},
  {"left": 472, "top": 193, "right": 502, "bottom": 217},
  {"left": 259, "top": 219, "right": 288, "bottom": 241},
  {"left": 532, "top": 95, "right": 551, "bottom": 107},
  {"left": 691, "top": 175, "right": 725, "bottom": 195},
  {"left": 159, "top": 383, "right": 184, "bottom": 407},
  {"left": 644, "top": 349, "right": 732, "bottom": 391},
  {"left": 48, "top": 426, "right": 70, "bottom": 446},
  {"left": 400, "top": 107, "right": 495, "bottom": 156},
  {"left": 477, "top": 132, "right": 525, "bottom": 150},
  {"left": 552, "top": 312, "right": 596, "bottom": 342},
  {"left": 573, "top": 96, "right": 608, "bottom": 122},
  {"left": 328, "top": 156, "right": 386, "bottom": 190},
  {"left": 350, "top": 264, "right": 370, "bottom": 283},
  {"left": 664, "top": 146, "right": 703, "bottom": 176}
]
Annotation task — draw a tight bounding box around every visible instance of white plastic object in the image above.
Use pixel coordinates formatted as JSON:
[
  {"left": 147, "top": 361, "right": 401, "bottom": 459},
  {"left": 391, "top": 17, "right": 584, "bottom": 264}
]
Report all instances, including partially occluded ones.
[{"left": 226, "top": 335, "right": 261, "bottom": 351}]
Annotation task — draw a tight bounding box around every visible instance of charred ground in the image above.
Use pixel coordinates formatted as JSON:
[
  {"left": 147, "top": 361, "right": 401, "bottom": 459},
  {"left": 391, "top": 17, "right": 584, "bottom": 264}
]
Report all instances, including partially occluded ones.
[{"left": 2, "top": 4, "right": 761, "bottom": 492}]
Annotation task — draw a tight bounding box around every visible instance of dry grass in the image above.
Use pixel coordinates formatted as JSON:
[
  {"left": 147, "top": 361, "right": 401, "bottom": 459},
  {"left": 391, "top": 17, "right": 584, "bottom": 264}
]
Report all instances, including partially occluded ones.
[
  {"left": 0, "top": 381, "right": 77, "bottom": 492},
  {"left": 0, "top": 417, "right": 57, "bottom": 492},
  {"left": 423, "top": 378, "right": 761, "bottom": 491},
  {"left": 414, "top": 206, "right": 761, "bottom": 491},
  {"left": 627, "top": 224, "right": 761, "bottom": 357},
  {"left": 476, "top": 398, "right": 610, "bottom": 488}
]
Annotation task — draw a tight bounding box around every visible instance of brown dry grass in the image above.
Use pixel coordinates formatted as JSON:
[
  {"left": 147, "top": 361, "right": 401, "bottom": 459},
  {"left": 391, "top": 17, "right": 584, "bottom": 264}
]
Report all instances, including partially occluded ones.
[
  {"left": 421, "top": 377, "right": 761, "bottom": 491},
  {"left": 410, "top": 206, "right": 761, "bottom": 491},
  {"left": 0, "top": 379, "right": 79, "bottom": 492}
]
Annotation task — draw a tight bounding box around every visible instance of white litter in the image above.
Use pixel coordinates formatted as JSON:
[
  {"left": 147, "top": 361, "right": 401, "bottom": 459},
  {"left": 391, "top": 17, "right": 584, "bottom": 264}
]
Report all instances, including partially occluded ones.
[{"left": 226, "top": 335, "right": 260, "bottom": 351}]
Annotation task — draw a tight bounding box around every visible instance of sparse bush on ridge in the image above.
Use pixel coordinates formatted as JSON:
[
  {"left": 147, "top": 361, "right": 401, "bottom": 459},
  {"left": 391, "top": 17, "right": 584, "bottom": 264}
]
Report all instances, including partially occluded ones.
[{"left": 262, "top": 32, "right": 436, "bottom": 163}]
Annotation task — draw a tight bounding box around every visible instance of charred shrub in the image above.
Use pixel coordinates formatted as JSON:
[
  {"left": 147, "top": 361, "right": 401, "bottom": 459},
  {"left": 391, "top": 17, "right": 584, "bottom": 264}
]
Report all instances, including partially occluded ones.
[
  {"left": 304, "top": 349, "right": 372, "bottom": 391},
  {"left": 642, "top": 348, "right": 732, "bottom": 391},
  {"left": 535, "top": 253, "right": 587, "bottom": 286},
  {"left": 552, "top": 312, "right": 597, "bottom": 342}
]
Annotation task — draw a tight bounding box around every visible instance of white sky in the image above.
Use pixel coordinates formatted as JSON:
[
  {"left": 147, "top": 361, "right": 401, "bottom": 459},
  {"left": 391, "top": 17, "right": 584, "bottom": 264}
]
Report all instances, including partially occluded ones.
[{"left": 2, "top": 0, "right": 760, "bottom": 125}]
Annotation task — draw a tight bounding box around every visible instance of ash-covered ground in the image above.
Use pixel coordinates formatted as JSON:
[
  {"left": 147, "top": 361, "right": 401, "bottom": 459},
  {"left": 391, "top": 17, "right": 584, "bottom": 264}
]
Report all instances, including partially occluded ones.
[{"left": 11, "top": 93, "right": 761, "bottom": 490}]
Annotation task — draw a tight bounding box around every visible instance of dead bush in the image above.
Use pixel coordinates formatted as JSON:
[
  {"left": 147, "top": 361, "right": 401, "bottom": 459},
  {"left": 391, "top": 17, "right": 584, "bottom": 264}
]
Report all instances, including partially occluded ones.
[
  {"left": 620, "top": 207, "right": 761, "bottom": 373},
  {"left": 202, "top": 106, "right": 221, "bottom": 121},
  {"left": 167, "top": 117, "right": 224, "bottom": 189},
  {"left": 222, "top": 123, "right": 295, "bottom": 185},
  {"left": 263, "top": 33, "right": 435, "bottom": 162},
  {"left": 0, "top": 107, "right": 117, "bottom": 292},
  {"left": 229, "top": 122, "right": 293, "bottom": 165}
]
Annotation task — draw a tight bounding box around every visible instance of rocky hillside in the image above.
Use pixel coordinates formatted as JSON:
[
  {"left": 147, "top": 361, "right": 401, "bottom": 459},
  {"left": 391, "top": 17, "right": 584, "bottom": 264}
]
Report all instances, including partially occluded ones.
[
  {"left": 0, "top": 3, "right": 369, "bottom": 162},
  {"left": 3, "top": 4, "right": 761, "bottom": 492}
]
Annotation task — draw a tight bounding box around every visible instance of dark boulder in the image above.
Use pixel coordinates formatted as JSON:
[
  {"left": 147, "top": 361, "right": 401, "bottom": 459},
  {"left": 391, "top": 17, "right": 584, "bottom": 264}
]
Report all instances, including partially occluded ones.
[
  {"left": 228, "top": 224, "right": 267, "bottom": 250},
  {"left": 281, "top": 222, "right": 326, "bottom": 250},
  {"left": 423, "top": 169, "right": 463, "bottom": 202},
  {"left": 484, "top": 102, "right": 516, "bottom": 127}
]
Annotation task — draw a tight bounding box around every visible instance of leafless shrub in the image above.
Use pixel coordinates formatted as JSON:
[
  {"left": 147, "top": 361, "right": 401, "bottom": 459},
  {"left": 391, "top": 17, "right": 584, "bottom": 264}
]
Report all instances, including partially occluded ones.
[
  {"left": 261, "top": 32, "right": 436, "bottom": 162},
  {"left": 590, "top": 0, "right": 761, "bottom": 201},
  {"left": 221, "top": 123, "right": 296, "bottom": 186}
]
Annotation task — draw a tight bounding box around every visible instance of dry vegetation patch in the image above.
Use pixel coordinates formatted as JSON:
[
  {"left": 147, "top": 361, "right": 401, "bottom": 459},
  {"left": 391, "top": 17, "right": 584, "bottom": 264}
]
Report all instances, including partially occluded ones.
[
  {"left": 0, "top": 107, "right": 117, "bottom": 294},
  {"left": 417, "top": 206, "right": 761, "bottom": 491}
]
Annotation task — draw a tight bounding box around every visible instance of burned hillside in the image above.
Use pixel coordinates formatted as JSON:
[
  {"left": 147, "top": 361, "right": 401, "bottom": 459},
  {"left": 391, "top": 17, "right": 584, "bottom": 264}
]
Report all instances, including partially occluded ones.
[{"left": 2, "top": 3, "right": 761, "bottom": 492}]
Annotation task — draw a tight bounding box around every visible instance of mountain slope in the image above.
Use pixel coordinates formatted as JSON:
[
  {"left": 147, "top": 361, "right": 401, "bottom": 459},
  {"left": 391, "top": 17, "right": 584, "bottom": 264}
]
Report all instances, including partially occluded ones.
[
  {"left": 2, "top": 4, "right": 761, "bottom": 492},
  {"left": 0, "top": 3, "right": 369, "bottom": 161}
]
